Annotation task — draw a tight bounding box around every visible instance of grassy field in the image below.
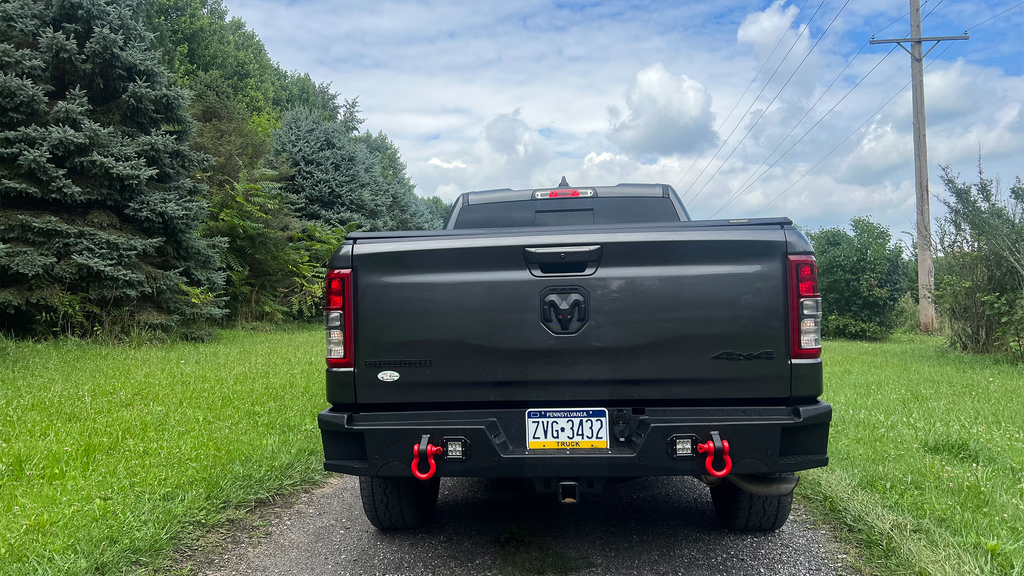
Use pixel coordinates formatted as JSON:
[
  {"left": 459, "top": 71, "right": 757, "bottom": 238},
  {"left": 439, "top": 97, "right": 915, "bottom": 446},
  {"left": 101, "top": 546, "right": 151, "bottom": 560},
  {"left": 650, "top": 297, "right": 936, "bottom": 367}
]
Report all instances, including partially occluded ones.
[
  {"left": 1, "top": 327, "right": 1021, "bottom": 575},
  {"left": 0, "top": 326, "right": 327, "bottom": 575},
  {"left": 802, "top": 334, "right": 1024, "bottom": 575}
]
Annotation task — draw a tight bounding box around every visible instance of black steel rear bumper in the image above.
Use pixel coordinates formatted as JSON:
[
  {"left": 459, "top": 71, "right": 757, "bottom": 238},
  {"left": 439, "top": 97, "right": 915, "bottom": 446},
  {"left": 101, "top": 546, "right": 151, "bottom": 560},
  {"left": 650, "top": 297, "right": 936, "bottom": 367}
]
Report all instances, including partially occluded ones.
[{"left": 319, "top": 401, "right": 830, "bottom": 478}]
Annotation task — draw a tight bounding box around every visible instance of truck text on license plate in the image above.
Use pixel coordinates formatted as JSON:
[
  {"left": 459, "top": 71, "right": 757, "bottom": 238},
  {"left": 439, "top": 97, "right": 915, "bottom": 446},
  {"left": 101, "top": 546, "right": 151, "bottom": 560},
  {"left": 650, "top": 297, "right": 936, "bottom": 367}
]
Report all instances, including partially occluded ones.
[{"left": 525, "top": 408, "right": 608, "bottom": 449}]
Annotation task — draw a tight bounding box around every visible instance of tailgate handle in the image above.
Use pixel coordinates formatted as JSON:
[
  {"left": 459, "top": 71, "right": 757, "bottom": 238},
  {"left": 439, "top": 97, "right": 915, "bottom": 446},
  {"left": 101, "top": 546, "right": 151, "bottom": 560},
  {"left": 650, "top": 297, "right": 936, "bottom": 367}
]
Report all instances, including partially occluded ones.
[
  {"left": 524, "top": 245, "right": 602, "bottom": 263},
  {"left": 524, "top": 245, "right": 602, "bottom": 276}
]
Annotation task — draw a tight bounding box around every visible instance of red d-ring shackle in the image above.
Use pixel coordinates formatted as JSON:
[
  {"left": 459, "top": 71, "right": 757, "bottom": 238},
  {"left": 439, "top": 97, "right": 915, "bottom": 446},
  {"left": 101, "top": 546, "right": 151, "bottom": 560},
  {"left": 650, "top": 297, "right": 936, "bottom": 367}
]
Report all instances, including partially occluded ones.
[
  {"left": 696, "top": 431, "right": 732, "bottom": 478},
  {"left": 411, "top": 435, "right": 443, "bottom": 480}
]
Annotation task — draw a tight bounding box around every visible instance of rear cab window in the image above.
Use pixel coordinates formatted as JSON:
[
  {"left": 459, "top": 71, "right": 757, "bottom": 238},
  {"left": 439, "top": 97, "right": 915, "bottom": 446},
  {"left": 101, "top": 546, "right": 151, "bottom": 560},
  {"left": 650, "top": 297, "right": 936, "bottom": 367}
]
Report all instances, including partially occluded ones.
[{"left": 450, "top": 185, "right": 687, "bottom": 229}]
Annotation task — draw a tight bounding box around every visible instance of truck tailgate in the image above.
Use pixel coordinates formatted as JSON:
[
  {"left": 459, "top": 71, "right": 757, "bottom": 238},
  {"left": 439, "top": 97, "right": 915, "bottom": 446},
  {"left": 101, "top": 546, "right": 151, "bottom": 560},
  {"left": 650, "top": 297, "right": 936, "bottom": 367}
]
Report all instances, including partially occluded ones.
[{"left": 351, "top": 226, "right": 790, "bottom": 405}]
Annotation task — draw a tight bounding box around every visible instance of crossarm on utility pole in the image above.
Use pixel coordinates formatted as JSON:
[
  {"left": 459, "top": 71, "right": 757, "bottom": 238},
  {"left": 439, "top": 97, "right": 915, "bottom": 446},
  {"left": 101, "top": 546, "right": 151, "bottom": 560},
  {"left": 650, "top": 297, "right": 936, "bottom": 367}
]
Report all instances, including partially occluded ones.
[
  {"left": 870, "top": 35, "right": 968, "bottom": 60},
  {"left": 869, "top": 34, "right": 969, "bottom": 44}
]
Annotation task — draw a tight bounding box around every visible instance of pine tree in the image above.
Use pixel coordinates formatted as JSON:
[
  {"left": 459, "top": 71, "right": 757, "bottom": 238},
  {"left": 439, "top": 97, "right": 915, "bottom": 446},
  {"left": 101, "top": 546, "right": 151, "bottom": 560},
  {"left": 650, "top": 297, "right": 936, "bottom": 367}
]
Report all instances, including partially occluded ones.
[
  {"left": 273, "top": 107, "right": 390, "bottom": 229},
  {"left": 358, "top": 130, "right": 437, "bottom": 230},
  {"left": 274, "top": 104, "right": 447, "bottom": 232},
  {"left": 0, "top": 0, "right": 225, "bottom": 337}
]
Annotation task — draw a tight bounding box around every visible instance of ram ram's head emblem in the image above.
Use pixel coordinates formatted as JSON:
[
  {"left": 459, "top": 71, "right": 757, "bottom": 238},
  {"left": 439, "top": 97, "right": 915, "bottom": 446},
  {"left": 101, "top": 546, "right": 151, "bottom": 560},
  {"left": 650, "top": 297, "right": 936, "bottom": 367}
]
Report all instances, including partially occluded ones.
[{"left": 541, "top": 287, "right": 588, "bottom": 335}]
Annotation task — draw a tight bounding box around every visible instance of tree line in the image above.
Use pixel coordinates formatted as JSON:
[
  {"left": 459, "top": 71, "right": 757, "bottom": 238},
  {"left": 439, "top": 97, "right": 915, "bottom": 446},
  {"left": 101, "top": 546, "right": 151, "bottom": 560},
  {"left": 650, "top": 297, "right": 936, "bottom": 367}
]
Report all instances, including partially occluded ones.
[
  {"left": 2, "top": 0, "right": 1019, "bottom": 358},
  {"left": 808, "top": 162, "right": 1023, "bottom": 362},
  {"left": 0, "top": 0, "right": 449, "bottom": 340}
]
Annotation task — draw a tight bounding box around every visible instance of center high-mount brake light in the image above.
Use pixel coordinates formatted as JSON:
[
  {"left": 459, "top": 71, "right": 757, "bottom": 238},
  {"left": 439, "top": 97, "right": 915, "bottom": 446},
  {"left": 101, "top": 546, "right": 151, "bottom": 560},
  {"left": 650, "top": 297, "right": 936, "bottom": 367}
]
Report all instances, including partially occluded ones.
[
  {"left": 534, "top": 188, "right": 595, "bottom": 199},
  {"left": 788, "top": 255, "right": 822, "bottom": 359},
  {"left": 325, "top": 269, "right": 353, "bottom": 368}
]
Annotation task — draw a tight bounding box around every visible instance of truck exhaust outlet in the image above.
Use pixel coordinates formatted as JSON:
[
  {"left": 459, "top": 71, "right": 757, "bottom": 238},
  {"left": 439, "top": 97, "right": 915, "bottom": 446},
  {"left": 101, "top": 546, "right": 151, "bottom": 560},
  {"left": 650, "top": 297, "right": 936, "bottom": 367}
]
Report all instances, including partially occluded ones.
[{"left": 557, "top": 481, "right": 580, "bottom": 504}]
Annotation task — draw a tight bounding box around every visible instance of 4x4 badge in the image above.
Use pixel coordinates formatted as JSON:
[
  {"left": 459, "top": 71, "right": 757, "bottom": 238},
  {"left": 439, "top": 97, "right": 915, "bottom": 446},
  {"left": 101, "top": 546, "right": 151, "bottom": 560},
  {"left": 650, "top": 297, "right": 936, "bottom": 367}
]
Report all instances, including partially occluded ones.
[
  {"left": 540, "top": 287, "right": 589, "bottom": 335},
  {"left": 711, "top": 350, "right": 777, "bottom": 361}
]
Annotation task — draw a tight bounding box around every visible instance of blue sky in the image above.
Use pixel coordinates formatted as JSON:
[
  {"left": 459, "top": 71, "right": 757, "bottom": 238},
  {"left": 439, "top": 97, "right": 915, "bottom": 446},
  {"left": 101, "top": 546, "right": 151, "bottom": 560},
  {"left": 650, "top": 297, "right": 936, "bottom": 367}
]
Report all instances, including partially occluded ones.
[{"left": 226, "top": 0, "right": 1023, "bottom": 235}]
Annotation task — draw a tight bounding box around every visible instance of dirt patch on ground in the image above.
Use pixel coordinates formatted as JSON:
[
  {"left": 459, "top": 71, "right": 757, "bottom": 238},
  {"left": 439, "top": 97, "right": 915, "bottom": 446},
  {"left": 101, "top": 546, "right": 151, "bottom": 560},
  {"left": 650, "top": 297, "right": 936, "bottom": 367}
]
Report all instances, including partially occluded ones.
[{"left": 156, "top": 477, "right": 342, "bottom": 575}]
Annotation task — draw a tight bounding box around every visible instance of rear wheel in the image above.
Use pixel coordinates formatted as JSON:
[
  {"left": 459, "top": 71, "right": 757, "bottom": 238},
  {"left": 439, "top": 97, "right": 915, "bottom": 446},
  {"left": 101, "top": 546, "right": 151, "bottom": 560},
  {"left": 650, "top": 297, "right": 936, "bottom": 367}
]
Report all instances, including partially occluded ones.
[
  {"left": 359, "top": 476, "right": 440, "bottom": 530},
  {"left": 709, "top": 478, "right": 793, "bottom": 531}
]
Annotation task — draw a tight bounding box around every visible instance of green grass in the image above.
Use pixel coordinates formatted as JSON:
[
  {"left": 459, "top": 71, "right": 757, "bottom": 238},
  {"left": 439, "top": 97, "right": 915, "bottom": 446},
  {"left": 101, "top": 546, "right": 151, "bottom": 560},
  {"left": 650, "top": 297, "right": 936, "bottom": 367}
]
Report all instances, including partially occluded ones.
[
  {"left": 0, "top": 326, "right": 327, "bottom": 575},
  {"left": 2, "top": 327, "right": 1021, "bottom": 575},
  {"left": 802, "top": 334, "right": 1024, "bottom": 575}
]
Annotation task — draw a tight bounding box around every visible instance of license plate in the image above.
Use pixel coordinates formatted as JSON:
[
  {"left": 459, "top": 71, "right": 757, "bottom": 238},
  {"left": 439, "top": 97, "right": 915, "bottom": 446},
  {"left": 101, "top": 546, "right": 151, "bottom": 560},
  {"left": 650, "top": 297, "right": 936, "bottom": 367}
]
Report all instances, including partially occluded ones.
[{"left": 525, "top": 408, "right": 608, "bottom": 449}]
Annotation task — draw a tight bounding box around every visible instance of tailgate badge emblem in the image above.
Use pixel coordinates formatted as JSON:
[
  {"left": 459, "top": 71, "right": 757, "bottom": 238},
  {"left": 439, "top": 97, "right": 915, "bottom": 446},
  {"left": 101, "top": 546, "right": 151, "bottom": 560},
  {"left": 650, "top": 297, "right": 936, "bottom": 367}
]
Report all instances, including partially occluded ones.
[
  {"left": 541, "top": 287, "right": 589, "bottom": 335},
  {"left": 377, "top": 370, "right": 400, "bottom": 382},
  {"left": 711, "top": 350, "right": 777, "bottom": 361}
]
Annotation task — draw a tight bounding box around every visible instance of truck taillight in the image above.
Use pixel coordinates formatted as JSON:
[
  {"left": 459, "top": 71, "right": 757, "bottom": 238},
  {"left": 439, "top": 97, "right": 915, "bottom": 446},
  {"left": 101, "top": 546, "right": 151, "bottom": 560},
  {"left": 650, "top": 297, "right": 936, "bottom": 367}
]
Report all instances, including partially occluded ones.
[
  {"left": 788, "top": 255, "right": 821, "bottom": 359},
  {"left": 325, "top": 269, "right": 353, "bottom": 368}
]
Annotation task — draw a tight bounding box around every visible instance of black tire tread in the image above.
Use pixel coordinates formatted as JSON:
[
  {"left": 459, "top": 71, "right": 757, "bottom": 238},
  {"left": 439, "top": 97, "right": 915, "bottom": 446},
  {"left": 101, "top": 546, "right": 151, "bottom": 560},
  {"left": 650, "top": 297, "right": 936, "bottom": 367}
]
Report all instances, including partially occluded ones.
[
  {"left": 359, "top": 476, "right": 440, "bottom": 530},
  {"left": 710, "top": 479, "right": 793, "bottom": 531}
]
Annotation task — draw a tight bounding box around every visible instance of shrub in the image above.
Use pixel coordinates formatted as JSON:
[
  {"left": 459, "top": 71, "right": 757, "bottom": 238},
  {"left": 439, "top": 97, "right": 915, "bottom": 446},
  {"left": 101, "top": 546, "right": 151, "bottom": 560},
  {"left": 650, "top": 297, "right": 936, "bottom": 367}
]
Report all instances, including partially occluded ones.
[
  {"left": 807, "top": 217, "right": 907, "bottom": 340},
  {"left": 201, "top": 171, "right": 357, "bottom": 323},
  {"left": 287, "top": 221, "right": 361, "bottom": 320},
  {"left": 934, "top": 163, "right": 1024, "bottom": 360}
]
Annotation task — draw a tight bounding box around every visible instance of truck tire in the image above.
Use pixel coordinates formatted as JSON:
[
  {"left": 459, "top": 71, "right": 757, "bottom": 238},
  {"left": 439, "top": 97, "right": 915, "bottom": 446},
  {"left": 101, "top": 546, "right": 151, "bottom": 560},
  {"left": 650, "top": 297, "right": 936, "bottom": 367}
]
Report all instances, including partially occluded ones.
[
  {"left": 709, "top": 478, "right": 793, "bottom": 531},
  {"left": 359, "top": 476, "right": 440, "bottom": 530}
]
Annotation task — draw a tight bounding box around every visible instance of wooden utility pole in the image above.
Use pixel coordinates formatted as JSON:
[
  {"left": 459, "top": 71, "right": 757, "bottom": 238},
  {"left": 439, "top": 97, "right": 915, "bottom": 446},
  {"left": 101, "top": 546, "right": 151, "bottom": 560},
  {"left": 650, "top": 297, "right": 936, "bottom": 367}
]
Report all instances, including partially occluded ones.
[{"left": 871, "top": 0, "right": 968, "bottom": 332}]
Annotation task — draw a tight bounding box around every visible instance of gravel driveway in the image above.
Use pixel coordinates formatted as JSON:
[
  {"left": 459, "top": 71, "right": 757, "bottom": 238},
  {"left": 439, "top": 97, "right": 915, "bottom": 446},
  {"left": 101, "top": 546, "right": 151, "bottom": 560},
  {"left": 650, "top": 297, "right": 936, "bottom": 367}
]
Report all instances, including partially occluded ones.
[{"left": 197, "top": 475, "right": 850, "bottom": 576}]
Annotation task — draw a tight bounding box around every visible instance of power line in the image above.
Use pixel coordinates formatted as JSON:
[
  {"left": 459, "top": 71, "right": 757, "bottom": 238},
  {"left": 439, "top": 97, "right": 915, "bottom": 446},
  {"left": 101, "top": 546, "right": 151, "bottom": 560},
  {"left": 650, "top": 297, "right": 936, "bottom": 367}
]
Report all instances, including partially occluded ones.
[
  {"left": 681, "top": 0, "right": 829, "bottom": 201},
  {"left": 709, "top": 40, "right": 876, "bottom": 218},
  {"left": 687, "top": 0, "right": 851, "bottom": 205},
  {"left": 750, "top": 40, "right": 959, "bottom": 217},
  {"left": 922, "top": 0, "right": 946, "bottom": 22},
  {"left": 709, "top": 42, "right": 873, "bottom": 217},
  {"left": 710, "top": 44, "right": 898, "bottom": 217},
  {"left": 874, "top": 0, "right": 930, "bottom": 36},
  {"left": 966, "top": 1, "right": 1023, "bottom": 30},
  {"left": 710, "top": 0, "right": 951, "bottom": 218},
  {"left": 671, "top": 0, "right": 810, "bottom": 193}
]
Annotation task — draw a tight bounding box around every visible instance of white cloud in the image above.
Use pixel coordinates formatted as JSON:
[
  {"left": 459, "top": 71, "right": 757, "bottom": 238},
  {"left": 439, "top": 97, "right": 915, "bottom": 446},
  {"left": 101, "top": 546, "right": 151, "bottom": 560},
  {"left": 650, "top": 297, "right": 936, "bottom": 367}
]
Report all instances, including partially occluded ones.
[
  {"left": 411, "top": 109, "right": 555, "bottom": 193},
  {"left": 572, "top": 152, "right": 636, "bottom": 184},
  {"left": 737, "top": 0, "right": 800, "bottom": 53},
  {"left": 838, "top": 121, "right": 912, "bottom": 185},
  {"left": 225, "top": 0, "right": 1023, "bottom": 235},
  {"left": 484, "top": 109, "right": 540, "bottom": 162},
  {"left": 427, "top": 157, "right": 467, "bottom": 169},
  {"left": 608, "top": 63, "right": 717, "bottom": 157},
  {"left": 432, "top": 183, "right": 463, "bottom": 200}
]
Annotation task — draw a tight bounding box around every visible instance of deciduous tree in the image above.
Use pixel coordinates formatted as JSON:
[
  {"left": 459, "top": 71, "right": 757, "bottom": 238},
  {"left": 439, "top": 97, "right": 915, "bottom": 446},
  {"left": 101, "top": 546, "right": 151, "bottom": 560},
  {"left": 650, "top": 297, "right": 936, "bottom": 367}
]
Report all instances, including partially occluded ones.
[{"left": 807, "top": 218, "right": 906, "bottom": 340}]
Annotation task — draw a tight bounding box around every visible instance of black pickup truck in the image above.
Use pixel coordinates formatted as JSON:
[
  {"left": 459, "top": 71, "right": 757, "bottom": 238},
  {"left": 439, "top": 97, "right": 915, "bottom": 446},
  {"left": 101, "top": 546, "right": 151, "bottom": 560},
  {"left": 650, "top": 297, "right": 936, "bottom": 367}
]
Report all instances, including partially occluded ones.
[{"left": 318, "top": 181, "right": 830, "bottom": 531}]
